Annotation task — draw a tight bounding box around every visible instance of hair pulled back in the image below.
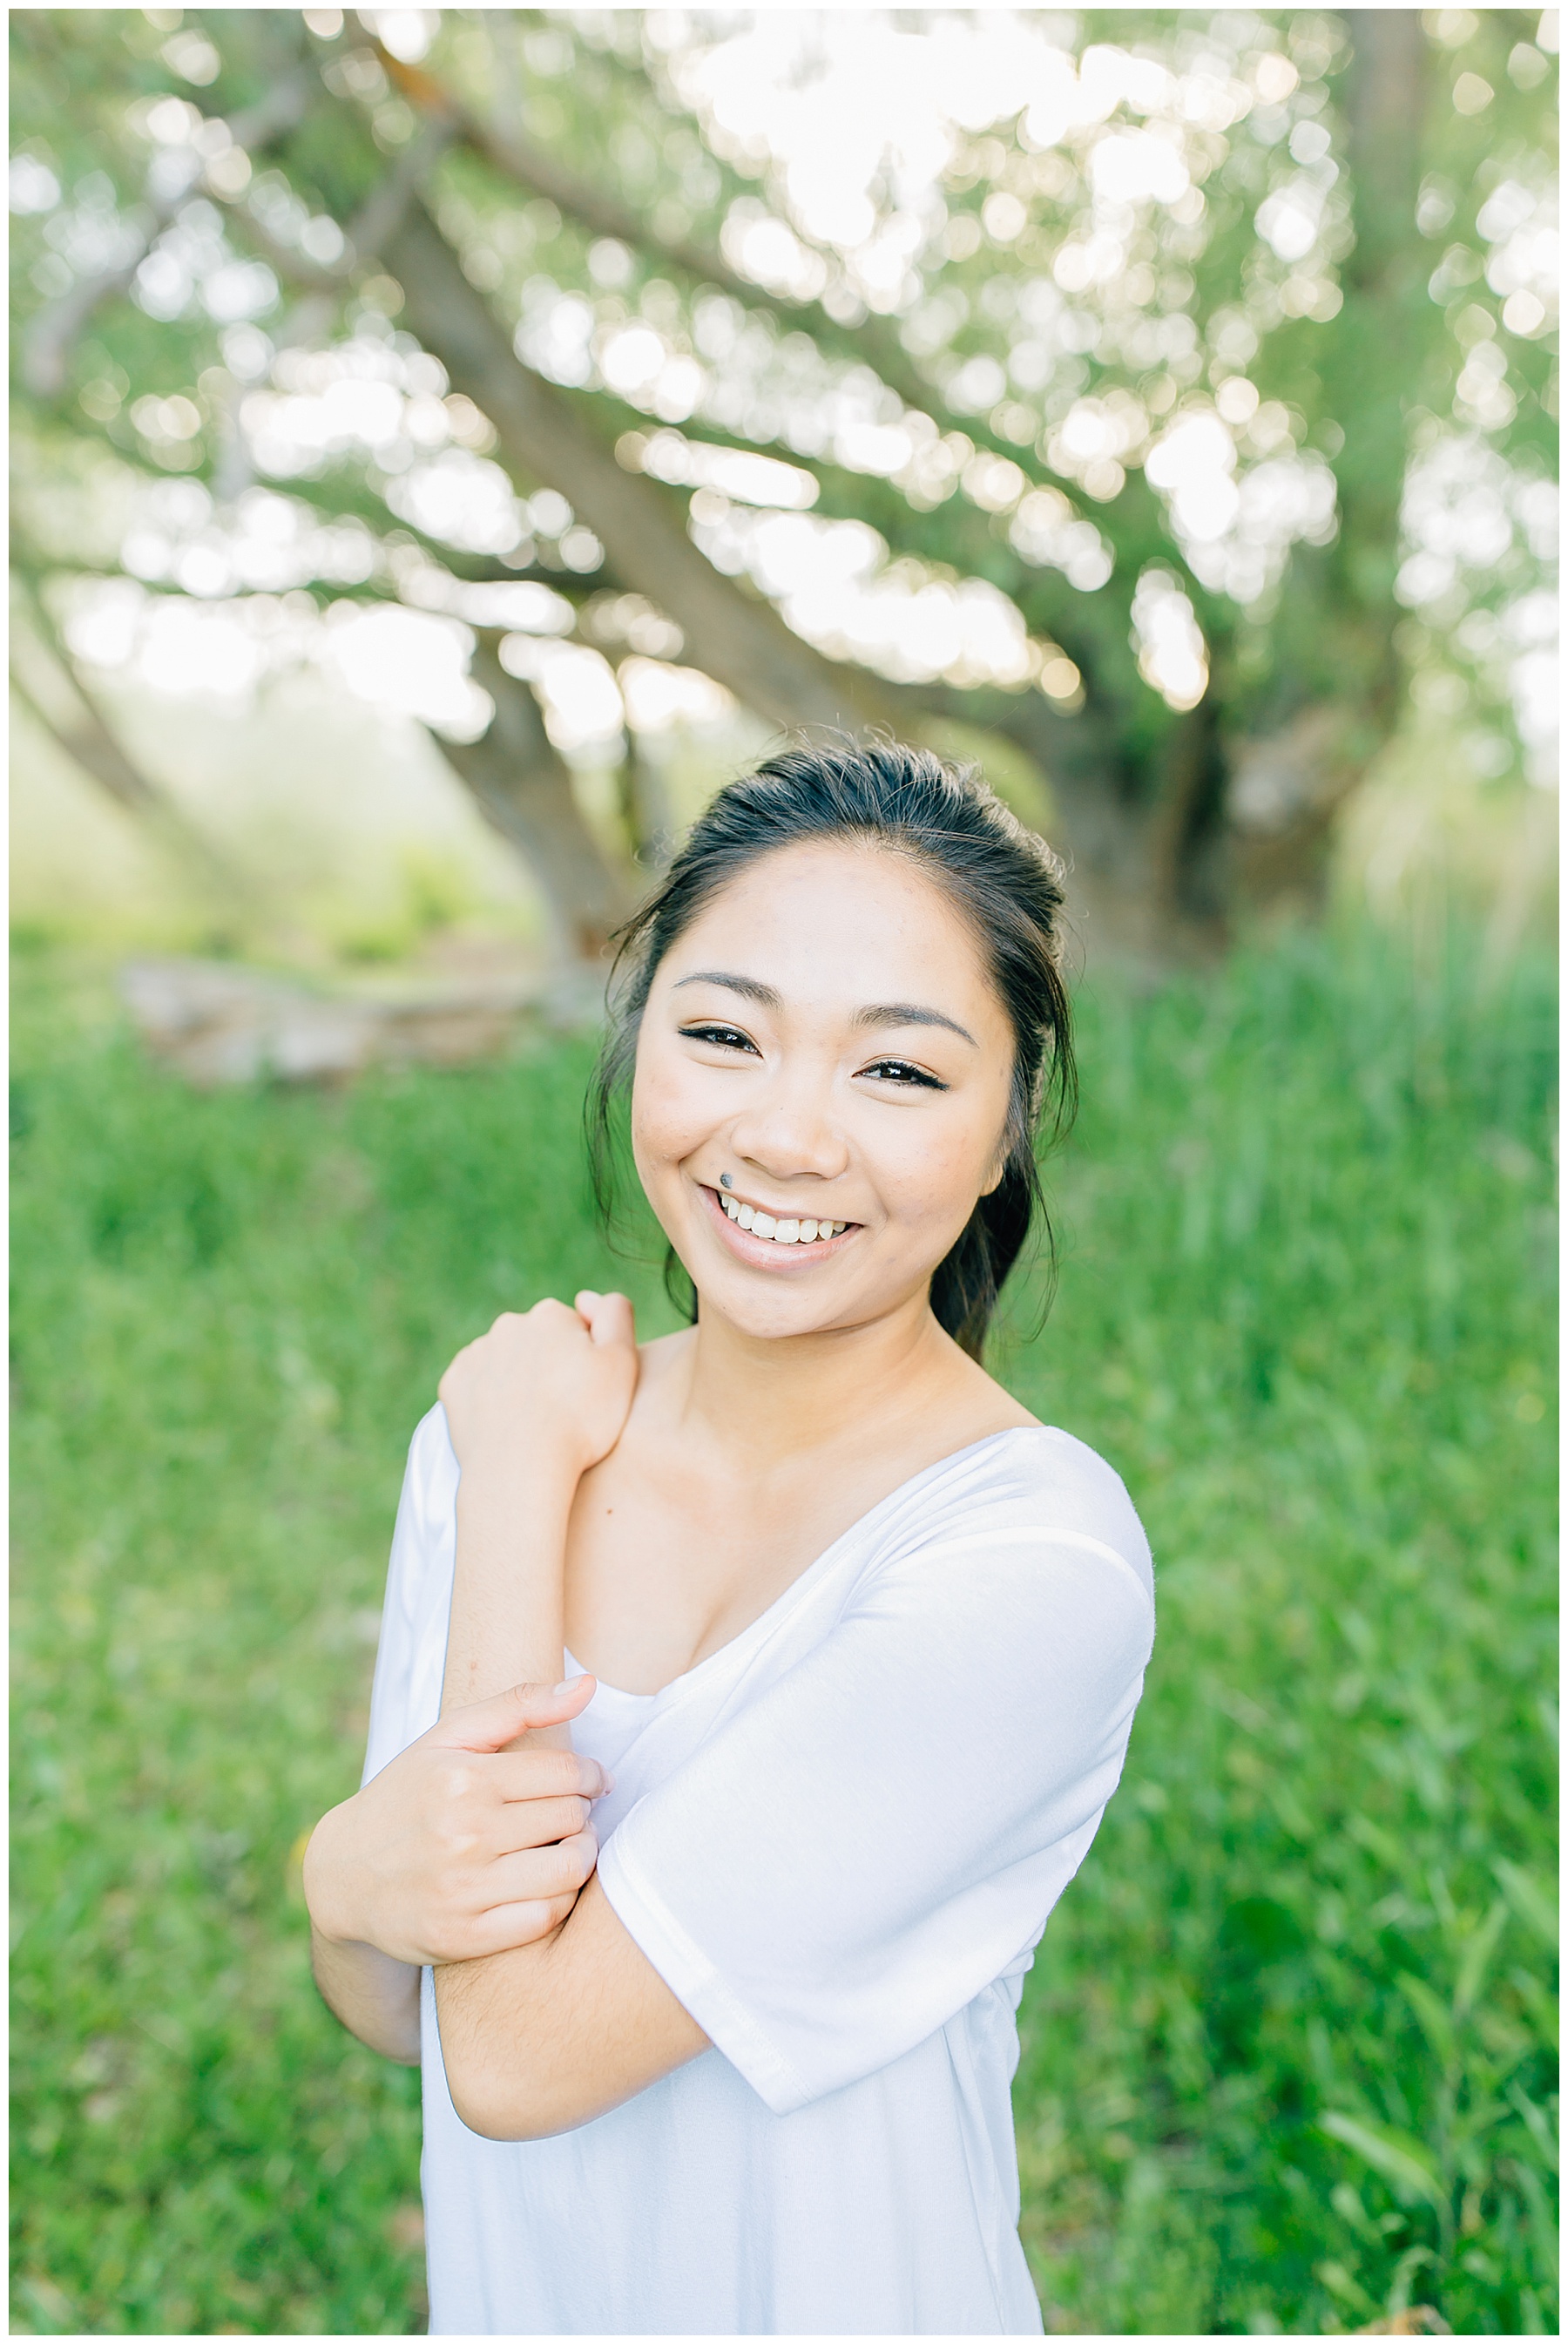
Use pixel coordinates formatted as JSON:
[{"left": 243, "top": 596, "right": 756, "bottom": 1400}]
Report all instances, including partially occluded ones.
[{"left": 588, "top": 737, "right": 1076, "bottom": 1360}]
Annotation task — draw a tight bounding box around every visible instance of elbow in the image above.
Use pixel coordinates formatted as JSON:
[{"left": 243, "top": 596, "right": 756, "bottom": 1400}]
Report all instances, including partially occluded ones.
[
  {"left": 445, "top": 2053, "right": 530, "bottom": 2140},
  {"left": 436, "top": 1950, "right": 597, "bottom": 2141},
  {"left": 446, "top": 2057, "right": 578, "bottom": 2143}
]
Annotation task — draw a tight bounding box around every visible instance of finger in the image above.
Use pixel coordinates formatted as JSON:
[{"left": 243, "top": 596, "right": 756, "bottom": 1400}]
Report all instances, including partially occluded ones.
[
  {"left": 448, "top": 1892, "right": 580, "bottom": 1960},
  {"left": 487, "top": 1793, "right": 595, "bottom": 1852},
  {"left": 429, "top": 1674, "right": 596, "bottom": 1754},
  {"left": 582, "top": 1291, "right": 636, "bottom": 1350},
  {"left": 529, "top": 1297, "right": 578, "bottom": 1331},
  {"left": 489, "top": 1748, "right": 613, "bottom": 1802},
  {"left": 478, "top": 1828, "right": 598, "bottom": 1909}
]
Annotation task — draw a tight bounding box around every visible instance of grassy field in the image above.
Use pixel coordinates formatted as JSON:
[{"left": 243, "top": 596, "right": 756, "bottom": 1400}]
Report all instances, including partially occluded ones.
[{"left": 10, "top": 923, "right": 1557, "bottom": 2335}]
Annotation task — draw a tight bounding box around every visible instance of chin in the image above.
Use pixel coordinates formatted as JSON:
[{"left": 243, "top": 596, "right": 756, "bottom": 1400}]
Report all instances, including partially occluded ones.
[
  {"left": 711, "top": 1291, "right": 849, "bottom": 1342},
  {"left": 691, "top": 1248, "right": 932, "bottom": 1346}
]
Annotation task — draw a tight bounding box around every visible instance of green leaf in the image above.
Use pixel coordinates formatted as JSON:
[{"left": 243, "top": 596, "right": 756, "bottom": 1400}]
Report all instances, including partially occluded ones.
[
  {"left": 1455, "top": 1898, "right": 1511, "bottom": 2014},
  {"left": 1318, "top": 2112, "right": 1447, "bottom": 2212},
  {"left": 1315, "top": 2259, "right": 1376, "bottom": 2315},
  {"left": 1397, "top": 1970, "right": 1456, "bottom": 2064},
  {"left": 1505, "top": 2084, "right": 1560, "bottom": 2178},
  {"left": 1494, "top": 1860, "right": 1558, "bottom": 1954}
]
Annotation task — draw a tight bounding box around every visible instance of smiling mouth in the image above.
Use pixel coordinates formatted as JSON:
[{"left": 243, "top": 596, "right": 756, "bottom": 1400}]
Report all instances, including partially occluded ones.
[{"left": 701, "top": 1183, "right": 858, "bottom": 1252}]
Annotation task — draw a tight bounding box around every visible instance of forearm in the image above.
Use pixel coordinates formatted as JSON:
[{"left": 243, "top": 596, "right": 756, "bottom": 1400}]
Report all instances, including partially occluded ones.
[
  {"left": 311, "top": 1923, "right": 422, "bottom": 2064},
  {"left": 443, "top": 1451, "right": 578, "bottom": 1720},
  {"left": 433, "top": 1876, "right": 708, "bottom": 2140},
  {"left": 433, "top": 1922, "right": 564, "bottom": 2137}
]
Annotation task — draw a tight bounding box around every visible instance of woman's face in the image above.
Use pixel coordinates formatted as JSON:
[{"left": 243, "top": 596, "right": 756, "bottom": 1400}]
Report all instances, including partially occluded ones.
[{"left": 632, "top": 839, "right": 1017, "bottom": 1343}]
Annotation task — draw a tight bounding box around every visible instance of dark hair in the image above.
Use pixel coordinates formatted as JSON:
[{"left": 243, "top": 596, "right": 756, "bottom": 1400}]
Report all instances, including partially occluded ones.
[{"left": 587, "top": 738, "right": 1076, "bottom": 1360}]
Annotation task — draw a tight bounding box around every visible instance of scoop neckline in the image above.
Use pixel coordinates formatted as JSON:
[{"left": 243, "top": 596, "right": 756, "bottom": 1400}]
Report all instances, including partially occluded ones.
[{"left": 565, "top": 1423, "right": 1057, "bottom": 1709}]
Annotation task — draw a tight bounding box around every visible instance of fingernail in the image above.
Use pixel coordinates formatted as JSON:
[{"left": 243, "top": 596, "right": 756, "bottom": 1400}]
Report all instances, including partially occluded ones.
[
  {"left": 552, "top": 1674, "right": 592, "bottom": 1697},
  {"left": 600, "top": 1771, "right": 615, "bottom": 1796}
]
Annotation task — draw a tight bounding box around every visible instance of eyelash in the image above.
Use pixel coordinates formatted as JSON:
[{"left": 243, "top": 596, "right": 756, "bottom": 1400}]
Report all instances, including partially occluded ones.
[
  {"left": 677, "top": 1026, "right": 949, "bottom": 1091},
  {"left": 862, "top": 1058, "right": 948, "bottom": 1091},
  {"left": 679, "top": 1022, "right": 759, "bottom": 1054}
]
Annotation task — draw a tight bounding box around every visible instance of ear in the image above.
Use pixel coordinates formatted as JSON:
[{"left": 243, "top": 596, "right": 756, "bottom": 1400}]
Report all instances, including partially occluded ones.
[{"left": 979, "top": 1116, "right": 1015, "bottom": 1198}]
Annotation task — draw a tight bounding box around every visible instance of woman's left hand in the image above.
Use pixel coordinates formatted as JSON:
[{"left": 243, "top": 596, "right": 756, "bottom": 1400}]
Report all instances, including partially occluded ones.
[
  {"left": 306, "top": 1676, "right": 612, "bottom": 1968},
  {"left": 438, "top": 1291, "right": 639, "bottom": 1485}
]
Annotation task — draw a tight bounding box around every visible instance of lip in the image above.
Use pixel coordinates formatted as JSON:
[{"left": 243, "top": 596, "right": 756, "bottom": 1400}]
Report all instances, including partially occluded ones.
[{"left": 697, "top": 1182, "right": 861, "bottom": 1269}]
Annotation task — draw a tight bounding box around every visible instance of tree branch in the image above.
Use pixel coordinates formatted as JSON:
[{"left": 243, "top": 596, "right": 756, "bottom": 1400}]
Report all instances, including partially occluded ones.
[
  {"left": 10, "top": 569, "right": 253, "bottom": 904},
  {"left": 438, "top": 633, "right": 636, "bottom": 959},
  {"left": 377, "top": 194, "right": 900, "bottom": 736},
  {"left": 21, "top": 66, "right": 318, "bottom": 398},
  {"left": 9, "top": 660, "right": 159, "bottom": 817},
  {"left": 375, "top": 44, "right": 1090, "bottom": 506},
  {"left": 223, "top": 113, "right": 456, "bottom": 299}
]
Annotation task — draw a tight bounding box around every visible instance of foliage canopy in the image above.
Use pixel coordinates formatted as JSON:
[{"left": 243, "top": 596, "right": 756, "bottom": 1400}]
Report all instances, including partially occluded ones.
[{"left": 7, "top": 8, "right": 1559, "bottom": 955}]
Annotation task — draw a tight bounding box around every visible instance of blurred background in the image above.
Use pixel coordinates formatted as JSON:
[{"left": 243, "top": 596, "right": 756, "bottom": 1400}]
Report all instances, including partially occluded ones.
[{"left": 9, "top": 8, "right": 1557, "bottom": 2335}]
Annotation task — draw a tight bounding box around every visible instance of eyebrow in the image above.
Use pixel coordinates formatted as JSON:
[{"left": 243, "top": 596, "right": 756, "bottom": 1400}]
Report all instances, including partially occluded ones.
[
  {"left": 673, "top": 971, "right": 782, "bottom": 1008},
  {"left": 672, "top": 972, "right": 977, "bottom": 1048},
  {"left": 854, "top": 1001, "right": 978, "bottom": 1047}
]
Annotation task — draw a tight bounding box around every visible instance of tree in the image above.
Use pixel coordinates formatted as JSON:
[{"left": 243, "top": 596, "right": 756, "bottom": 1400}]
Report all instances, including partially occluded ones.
[{"left": 9, "top": 8, "right": 1558, "bottom": 962}]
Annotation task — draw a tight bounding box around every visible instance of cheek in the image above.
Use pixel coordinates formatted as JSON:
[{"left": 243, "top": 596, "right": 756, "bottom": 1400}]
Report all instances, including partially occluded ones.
[
  {"left": 629, "top": 1044, "right": 710, "bottom": 1185},
  {"left": 871, "top": 1099, "right": 1009, "bottom": 1232}
]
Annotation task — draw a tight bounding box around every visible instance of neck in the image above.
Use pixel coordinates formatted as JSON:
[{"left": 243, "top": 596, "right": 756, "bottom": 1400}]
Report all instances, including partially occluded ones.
[{"left": 669, "top": 1285, "right": 960, "bottom": 1473}]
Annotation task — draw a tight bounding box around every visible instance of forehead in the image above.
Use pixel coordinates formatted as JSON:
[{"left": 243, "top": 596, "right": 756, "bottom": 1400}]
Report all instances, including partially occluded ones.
[{"left": 662, "top": 839, "right": 997, "bottom": 1007}]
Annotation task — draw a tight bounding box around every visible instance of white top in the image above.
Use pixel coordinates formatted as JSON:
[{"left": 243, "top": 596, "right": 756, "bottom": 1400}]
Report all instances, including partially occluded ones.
[{"left": 363, "top": 1405, "right": 1154, "bottom": 2337}]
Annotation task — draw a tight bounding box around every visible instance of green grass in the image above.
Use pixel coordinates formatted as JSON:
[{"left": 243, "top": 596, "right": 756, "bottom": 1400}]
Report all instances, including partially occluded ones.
[{"left": 10, "top": 925, "right": 1557, "bottom": 2335}]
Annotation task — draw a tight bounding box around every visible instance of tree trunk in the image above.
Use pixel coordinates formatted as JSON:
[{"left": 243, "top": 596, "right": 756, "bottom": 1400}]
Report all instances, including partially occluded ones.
[
  {"left": 923, "top": 683, "right": 1213, "bottom": 964},
  {"left": 1335, "top": 8, "right": 1429, "bottom": 716},
  {"left": 375, "top": 193, "right": 1348, "bottom": 965},
  {"left": 1179, "top": 17, "right": 1432, "bottom": 927},
  {"left": 371, "top": 189, "right": 1257, "bottom": 964},
  {"left": 10, "top": 588, "right": 253, "bottom": 909},
  {"left": 618, "top": 730, "right": 679, "bottom": 874},
  {"left": 437, "top": 633, "right": 635, "bottom": 959},
  {"left": 381, "top": 198, "right": 898, "bottom": 739}
]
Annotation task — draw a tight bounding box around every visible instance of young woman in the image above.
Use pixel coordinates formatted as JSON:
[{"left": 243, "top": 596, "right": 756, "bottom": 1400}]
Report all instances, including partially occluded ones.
[{"left": 304, "top": 742, "right": 1154, "bottom": 2336}]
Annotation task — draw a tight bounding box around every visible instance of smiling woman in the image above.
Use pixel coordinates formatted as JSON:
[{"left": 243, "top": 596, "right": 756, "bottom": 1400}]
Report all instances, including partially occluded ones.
[
  {"left": 595, "top": 743, "right": 1077, "bottom": 1357},
  {"left": 302, "top": 741, "right": 1154, "bottom": 2336}
]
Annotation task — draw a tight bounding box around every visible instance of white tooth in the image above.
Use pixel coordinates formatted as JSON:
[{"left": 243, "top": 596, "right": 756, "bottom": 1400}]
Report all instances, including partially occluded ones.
[
  {"left": 829, "top": 1222, "right": 844, "bottom": 1236},
  {"left": 800, "top": 1218, "right": 819, "bottom": 1243},
  {"left": 724, "top": 1196, "right": 739, "bottom": 1217},
  {"left": 737, "top": 1203, "right": 754, "bottom": 1229},
  {"left": 774, "top": 1219, "right": 800, "bottom": 1244},
  {"left": 752, "top": 1211, "right": 775, "bottom": 1238}
]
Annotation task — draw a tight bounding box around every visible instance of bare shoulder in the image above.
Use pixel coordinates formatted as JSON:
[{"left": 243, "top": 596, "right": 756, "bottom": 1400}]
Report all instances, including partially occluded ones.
[
  {"left": 938, "top": 1331, "right": 1043, "bottom": 1441},
  {"left": 634, "top": 1326, "right": 696, "bottom": 1380},
  {"left": 624, "top": 1325, "right": 696, "bottom": 1424}
]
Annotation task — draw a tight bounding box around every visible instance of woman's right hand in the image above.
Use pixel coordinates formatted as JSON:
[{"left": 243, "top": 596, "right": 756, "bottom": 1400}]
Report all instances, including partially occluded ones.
[
  {"left": 303, "top": 1676, "right": 612, "bottom": 1968},
  {"left": 437, "top": 1291, "right": 639, "bottom": 1487}
]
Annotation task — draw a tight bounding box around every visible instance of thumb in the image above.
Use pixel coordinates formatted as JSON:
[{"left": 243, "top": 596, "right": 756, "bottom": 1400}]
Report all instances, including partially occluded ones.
[
  {"left": 578, "top": 1290, "right": 636, "bottom": 1350},
  {"left": 433, "top": 1672, "right": 596, "bottom": 1750}
]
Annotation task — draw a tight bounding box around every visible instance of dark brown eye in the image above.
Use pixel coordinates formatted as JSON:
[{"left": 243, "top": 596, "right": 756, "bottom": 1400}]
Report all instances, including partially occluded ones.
[
  {"left": 679, "top": 1023, "right": 760, "bottom": 1055},
  {"left": 861, "top": 1059, "right": 947, "bottom": 1091}
]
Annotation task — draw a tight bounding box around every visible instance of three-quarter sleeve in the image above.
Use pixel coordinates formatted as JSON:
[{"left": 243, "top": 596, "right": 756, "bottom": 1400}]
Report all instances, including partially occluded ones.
[
  {"left": 362, "top": 1404, "right": 458, "bottom": 1786},
  {"left": 597, "top": 1524, "right": 1154, "bottom": 2115}
]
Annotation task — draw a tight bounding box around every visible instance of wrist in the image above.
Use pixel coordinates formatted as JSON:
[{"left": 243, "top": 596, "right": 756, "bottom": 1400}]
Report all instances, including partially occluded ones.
[
  {"left": 301, "top": 1802, "right": 364, "bottom": 1947},
  {"left": 454, "top": 1458, "right": 582, "bottom": 1542}
]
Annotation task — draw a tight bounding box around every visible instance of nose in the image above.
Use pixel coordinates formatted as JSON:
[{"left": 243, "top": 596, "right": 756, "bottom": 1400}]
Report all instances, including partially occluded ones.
[{"left": 727, "top": 1061, "right": 849, "bottom": 1187}]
